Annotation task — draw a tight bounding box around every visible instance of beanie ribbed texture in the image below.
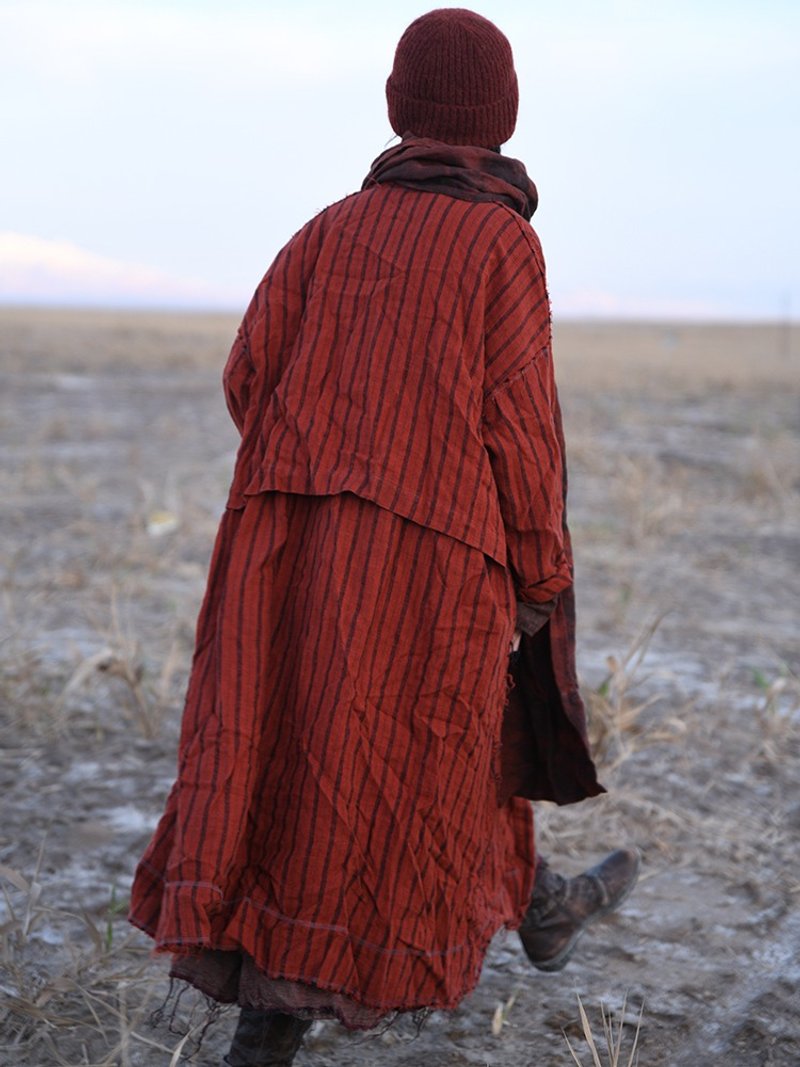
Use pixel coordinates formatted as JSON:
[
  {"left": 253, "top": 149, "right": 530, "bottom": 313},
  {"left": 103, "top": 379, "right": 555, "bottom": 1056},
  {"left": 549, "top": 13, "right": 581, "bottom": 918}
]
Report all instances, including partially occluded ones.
[{"left": 386, "top": 8, "right": 518, "bottom": 148}]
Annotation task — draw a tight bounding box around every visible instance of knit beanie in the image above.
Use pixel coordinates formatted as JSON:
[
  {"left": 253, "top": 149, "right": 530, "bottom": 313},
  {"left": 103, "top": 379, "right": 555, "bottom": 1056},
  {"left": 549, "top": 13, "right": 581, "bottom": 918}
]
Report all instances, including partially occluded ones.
[{"left": 386, "top": 8, "right": 519, "bottom": 148}]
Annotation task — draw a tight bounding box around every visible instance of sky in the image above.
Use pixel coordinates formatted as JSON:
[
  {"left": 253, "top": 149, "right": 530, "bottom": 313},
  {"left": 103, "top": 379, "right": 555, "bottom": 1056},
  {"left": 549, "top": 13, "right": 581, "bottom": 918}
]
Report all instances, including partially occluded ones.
[{"left": 1, "top": 0, "right": 798, "bottom": 319}]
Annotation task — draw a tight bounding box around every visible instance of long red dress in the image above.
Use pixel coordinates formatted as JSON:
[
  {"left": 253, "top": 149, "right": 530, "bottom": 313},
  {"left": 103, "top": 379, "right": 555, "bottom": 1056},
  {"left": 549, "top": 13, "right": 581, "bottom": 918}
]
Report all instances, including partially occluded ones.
[{"left": 129, "top": 142, "right": 598, "bottom": 1028}]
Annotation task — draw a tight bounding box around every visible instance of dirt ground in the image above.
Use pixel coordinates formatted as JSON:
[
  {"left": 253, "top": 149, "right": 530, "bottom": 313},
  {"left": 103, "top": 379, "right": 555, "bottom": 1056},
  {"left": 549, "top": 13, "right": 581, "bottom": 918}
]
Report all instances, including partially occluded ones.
[{"left": 1, "top": 308, "right": 798, "bottom": 1066}]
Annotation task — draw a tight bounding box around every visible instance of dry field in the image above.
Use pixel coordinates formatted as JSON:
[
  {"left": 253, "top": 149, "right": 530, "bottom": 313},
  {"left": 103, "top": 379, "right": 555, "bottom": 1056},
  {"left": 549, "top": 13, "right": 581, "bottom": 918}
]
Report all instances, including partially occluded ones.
[{"left": 1, "top": 308, "right": 798, "bottom": 1066}]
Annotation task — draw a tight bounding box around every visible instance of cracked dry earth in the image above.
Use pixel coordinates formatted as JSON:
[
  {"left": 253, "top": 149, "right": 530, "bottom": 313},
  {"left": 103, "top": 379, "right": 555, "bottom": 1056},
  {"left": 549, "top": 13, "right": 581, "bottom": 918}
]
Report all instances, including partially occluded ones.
[{"left": 1, "top": 309, "right": 798, "bottom": 1066}]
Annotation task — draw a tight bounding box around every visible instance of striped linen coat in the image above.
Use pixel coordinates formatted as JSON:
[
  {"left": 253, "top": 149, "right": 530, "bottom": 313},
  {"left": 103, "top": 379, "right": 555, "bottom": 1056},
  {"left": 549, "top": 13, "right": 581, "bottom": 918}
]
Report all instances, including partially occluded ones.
[{"left": 129, "top": 154, "right": 597, "bottom": 1026}]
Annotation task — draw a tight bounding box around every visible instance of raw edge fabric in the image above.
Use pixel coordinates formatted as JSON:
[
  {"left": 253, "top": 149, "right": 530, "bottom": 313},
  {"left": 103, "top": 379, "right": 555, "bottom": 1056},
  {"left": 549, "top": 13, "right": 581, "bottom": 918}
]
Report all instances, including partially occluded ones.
[{"left": 131, "top": 493, "right": 535, "bottom": 1028}]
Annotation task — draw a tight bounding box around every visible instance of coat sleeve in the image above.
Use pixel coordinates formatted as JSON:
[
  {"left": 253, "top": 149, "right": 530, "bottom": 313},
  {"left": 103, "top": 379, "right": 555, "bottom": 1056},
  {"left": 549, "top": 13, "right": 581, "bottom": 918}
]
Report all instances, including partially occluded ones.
[
  {"left": 222, "top": 324, "right": 253, "bottom": 434},
  {"left": 481, "top": 218, "right": 572, "bottom": 605},
  {"left": 221, "top": 211, "right": 330, "bottom": 510},
  {"left": 222, "top": 209, "right": 328, "bottom": 437}
]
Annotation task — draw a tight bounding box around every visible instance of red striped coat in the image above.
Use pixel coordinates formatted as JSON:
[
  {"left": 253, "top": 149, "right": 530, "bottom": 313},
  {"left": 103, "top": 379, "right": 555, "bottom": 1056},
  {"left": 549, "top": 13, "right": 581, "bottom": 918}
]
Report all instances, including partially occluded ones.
[
  {"left": 129, "top": 181, "right": 593, "bottom": 1026},
  {"left": 224, "top": 184, "right": 570, "bottom": 603}
]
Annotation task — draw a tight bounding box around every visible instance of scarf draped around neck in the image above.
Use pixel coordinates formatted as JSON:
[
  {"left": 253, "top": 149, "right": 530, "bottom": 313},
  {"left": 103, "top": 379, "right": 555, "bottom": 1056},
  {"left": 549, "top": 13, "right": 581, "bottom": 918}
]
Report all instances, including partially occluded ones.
[{"left": 362, "top": 137, "right": 538, "bottom": 221}]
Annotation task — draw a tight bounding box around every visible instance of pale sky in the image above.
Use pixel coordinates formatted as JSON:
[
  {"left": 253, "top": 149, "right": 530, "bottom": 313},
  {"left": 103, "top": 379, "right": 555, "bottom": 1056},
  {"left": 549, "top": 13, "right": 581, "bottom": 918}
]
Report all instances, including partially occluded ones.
[{"left": 1, "top": 0, "right": 798, "bottom": 318}]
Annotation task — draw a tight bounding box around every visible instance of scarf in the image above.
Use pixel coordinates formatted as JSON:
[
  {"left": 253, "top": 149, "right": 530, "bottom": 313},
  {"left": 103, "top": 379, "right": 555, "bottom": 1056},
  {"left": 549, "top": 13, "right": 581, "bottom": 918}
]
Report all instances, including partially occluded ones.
[{"left": 362, "top": 137, "right": 538, "bottom": 221}]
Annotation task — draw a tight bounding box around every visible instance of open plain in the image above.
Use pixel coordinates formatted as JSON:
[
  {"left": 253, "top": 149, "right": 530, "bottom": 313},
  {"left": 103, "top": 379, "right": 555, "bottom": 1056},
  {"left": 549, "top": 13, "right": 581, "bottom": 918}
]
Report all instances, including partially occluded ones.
[{"left": 1, "top": 309, "right": 798, "bottom": 1065}]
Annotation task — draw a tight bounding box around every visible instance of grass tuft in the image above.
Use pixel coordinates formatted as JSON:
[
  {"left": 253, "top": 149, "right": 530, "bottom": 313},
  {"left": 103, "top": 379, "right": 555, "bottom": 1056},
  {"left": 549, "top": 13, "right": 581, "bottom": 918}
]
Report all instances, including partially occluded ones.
[
  {"left": 586, "top": 613, "right": 686, "bottom": 770},
  {"left": 563, "top": 994, "right": 644, "bottom": 1067},
  {"left": 0, "top": 861, "right": 192, "bottom": 1065}
]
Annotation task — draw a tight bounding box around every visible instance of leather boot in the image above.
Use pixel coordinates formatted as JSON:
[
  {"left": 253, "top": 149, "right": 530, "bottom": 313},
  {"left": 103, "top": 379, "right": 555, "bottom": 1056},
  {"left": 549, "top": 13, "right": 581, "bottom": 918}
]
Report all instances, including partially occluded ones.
[
  {"left": 223, "top": 1009, "right": 312, "bottom": 1067},
  {"left": 519, "top": 848, "right": 640, "bottom": 973}
]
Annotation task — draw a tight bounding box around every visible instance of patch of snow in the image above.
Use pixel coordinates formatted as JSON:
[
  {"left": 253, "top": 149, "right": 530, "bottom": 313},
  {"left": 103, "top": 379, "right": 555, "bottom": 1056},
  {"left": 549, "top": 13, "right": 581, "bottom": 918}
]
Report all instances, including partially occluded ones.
[
  {"left": 64, "top": 760, "right": 103, "bottom": 784},
  {"left": 104, "top": 805, "right": 157, "bottom": 835}
]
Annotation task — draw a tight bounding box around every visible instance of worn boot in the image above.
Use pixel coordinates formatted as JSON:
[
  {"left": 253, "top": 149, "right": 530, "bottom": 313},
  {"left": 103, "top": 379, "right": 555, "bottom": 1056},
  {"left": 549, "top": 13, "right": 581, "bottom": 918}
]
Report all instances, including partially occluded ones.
[
  {"left": 519, "top": 848, "right": 640, "bottom": 973},
  {"left": 223, "top": 1008, "right": 312, "bottom": 1067}
]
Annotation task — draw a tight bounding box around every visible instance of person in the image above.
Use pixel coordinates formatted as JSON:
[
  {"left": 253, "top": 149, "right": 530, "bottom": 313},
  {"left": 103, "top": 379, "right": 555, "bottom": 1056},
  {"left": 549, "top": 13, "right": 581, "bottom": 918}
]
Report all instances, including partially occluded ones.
[{"left": 129, "top": 9, "right": 639, "bottom": 1066}]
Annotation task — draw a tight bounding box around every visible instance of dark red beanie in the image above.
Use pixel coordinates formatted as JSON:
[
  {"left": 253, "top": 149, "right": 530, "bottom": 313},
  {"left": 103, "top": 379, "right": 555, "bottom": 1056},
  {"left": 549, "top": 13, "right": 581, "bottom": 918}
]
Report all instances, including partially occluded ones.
[{"left": 386, "top": 8, "right": 519, "bottom": 148}]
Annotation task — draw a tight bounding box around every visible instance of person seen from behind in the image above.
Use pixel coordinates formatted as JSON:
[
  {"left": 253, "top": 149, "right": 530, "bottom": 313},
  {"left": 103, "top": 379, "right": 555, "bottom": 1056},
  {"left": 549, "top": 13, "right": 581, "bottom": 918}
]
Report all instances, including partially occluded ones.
[{"left": 129, "top": 9, "right": 639, "bottom": 1065}]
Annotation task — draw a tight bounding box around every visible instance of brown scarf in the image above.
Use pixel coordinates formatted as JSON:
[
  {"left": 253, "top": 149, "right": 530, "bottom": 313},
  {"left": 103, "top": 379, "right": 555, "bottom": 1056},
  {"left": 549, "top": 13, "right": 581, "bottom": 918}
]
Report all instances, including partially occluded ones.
[{"left": 362, "top": 137, "right": 538, "bottom": 221}]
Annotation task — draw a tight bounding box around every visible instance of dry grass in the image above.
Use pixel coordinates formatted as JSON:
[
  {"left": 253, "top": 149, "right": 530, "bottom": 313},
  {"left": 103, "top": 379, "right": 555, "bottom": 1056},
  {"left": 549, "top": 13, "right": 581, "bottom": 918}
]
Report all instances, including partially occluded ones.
[
  {"left": 0, "top": 600, "right": 180, "bottom": 744},
  {"left": 0, "top": 859, "right": 177, "bottom": 1066},
  {"left": 752, "top": 662, "right": 800, "bottom": 762},
  {"left": 563, "top": 995, "right": 644, "bottom": 1067},
  {"left": 552, "top": 320, "right": 798, "bottom": 390},
  {"left": 0, "top": 855, "right": 229, "bottom": 1066},
  {"left": 0, "top": 307, "right": 237, "bottom": 373},
  {"left": 53, "top": 591, "right": 184, "bottom": 741},
  {"left": 586, "top": 614, "right": 687, "bottom": 772}
]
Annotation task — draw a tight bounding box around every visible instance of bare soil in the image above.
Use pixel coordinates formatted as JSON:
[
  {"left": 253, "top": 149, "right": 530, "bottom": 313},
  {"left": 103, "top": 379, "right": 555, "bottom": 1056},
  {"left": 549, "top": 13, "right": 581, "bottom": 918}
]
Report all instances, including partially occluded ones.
[{"left": 1, "top": 308, "right": 798, "bottom": 1066}]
